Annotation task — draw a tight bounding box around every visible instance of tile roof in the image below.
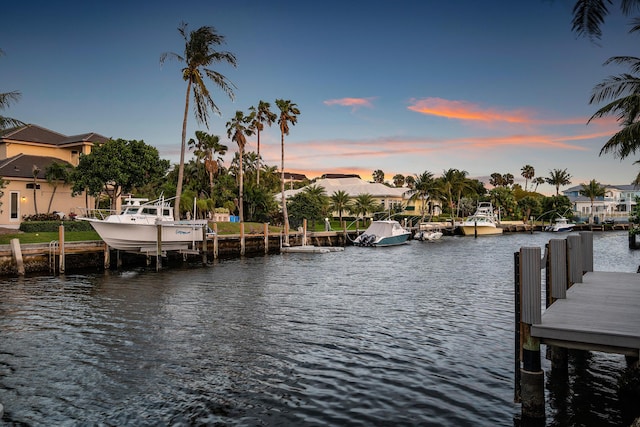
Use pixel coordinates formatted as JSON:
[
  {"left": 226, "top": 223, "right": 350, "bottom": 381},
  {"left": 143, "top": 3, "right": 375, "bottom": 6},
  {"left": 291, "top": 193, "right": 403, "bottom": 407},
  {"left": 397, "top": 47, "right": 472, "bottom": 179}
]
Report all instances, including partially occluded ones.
[
  {"left": 0, "top": 124, "right": 108, "bottom": 146},
  {"left": 0, "top": 154, "right": 72, "bottom": 180}
]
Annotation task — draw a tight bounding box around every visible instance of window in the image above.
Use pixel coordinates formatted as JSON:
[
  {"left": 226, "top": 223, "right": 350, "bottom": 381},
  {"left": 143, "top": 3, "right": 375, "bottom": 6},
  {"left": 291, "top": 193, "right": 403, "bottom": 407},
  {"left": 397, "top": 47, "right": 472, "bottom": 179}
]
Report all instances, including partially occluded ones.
[
  {"left": 26, "top": 183, "right": 40, "bottom": 189},
  {"left": 10, "top": 192, "right": 19, "bottom": 220}
]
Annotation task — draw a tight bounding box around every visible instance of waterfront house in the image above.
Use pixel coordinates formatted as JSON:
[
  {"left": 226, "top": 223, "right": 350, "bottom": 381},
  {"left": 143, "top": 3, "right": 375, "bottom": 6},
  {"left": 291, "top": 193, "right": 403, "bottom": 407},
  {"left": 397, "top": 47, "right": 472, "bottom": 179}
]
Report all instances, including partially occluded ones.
[
  {"left": 0, "top": 124, "right": 109, "bottom": 228},
  {"left": 562, "top": 184, "right": 639, "bottom": 222}
]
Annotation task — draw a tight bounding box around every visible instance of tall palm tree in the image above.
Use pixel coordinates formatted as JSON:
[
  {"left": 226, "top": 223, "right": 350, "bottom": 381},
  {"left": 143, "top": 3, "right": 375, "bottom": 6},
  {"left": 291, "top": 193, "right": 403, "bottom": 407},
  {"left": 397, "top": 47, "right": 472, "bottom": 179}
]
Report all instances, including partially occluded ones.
[
  {"left": 31, "top": 164, "right": 40, "bottom": 215},
  {"left": 520, "top": 165, "right": 535, "bottom": 192},
  {"left": 579, "top": 179, "right": 606, "bottom": 223},
  {"left": 276, "top": 99, "right": 300, "bottom": 245},
  {"left": 405, "top": 171, "right": 436, "bottom": 222},
  {"left": 45, "top": 161, "right": 72, "bottom": 213},
  {"left": 160, "top": 22, "right": 237, "bottom": 218},
  {"left": 571, "top": 0, "right": 640, "bottom": 40},
  {"left": 392, "top": 174, "right": 405, "bottom": 188},
  {"left": 350, "top": 193, "right": 378, "bottom": 226},
  {"left": 546, "top": 168, "right": 573, "bottom": 196},
  {"left": 439, "top": 168, "right": 470, "bottom": 218},
  {"left": 248, "top": 101, "right": 277, "bottom": 186},
  {"left": 187, "top": 130, "right": 227, "bottom": 198},
  {"left": 226, "top": 110, "right": 253, "bottom": 223},
  {"left": 330, "top": 190, "right": 352, "bottom": 224},
  {"left": 0, "top": 49, "right": 24, "bottom": 130},
  {"left": 372, "top": 169, "right": 385, "bottom": 183},
  {"left": 532, "top": 177, "right": 546, "bottom": 192}
]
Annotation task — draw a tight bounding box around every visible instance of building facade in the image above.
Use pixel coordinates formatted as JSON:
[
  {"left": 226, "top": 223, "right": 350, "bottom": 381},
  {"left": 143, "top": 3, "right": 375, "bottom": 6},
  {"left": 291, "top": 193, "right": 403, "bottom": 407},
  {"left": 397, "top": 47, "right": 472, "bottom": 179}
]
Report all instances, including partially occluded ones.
[{"left": 563, "top": 184, "right": 639, "bottom": 222}]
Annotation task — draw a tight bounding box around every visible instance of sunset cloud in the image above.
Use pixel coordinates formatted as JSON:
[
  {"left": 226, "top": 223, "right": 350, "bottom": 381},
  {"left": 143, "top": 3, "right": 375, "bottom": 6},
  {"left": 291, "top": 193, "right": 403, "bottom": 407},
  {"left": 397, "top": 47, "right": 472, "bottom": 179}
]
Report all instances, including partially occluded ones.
[
  {"left": 324, "top": 97, "right": 375, "bottom": 111},
  {"left": 408, "top": 98, "right": 535, "bottom": 124}
]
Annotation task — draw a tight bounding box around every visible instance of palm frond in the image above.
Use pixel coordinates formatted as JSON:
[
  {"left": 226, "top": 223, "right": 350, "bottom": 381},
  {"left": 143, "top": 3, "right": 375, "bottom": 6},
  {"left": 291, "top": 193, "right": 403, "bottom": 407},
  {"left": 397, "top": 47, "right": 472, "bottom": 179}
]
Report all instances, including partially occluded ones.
[
  {"left": 599, "top": 121, "right": 640, "bottom": 157},
  {"left": 572, "top": 0, "right": 611, "bottom": 40}
]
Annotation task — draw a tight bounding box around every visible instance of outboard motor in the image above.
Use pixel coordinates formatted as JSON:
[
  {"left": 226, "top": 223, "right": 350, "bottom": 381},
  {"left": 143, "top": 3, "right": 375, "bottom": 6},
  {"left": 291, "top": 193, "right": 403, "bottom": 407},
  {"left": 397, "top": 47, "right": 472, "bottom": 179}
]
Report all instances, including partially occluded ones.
[{"left": 366, "top": 234, "right": 377, "bottom": 246}]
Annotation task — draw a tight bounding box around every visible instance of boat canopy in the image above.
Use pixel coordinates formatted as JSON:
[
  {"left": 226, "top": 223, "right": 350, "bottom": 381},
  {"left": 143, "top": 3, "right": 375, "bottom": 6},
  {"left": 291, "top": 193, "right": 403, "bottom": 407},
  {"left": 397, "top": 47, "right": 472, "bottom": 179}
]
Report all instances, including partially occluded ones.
[{"left": 363, "top": 220, "right": 404, "bottom": 236}]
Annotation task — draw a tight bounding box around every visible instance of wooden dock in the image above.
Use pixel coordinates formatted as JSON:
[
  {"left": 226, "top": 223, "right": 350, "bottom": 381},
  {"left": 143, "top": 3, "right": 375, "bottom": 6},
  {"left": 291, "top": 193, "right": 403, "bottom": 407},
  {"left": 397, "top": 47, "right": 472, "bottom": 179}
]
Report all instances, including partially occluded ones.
[{"left": 515, "top": 232, "right": 640, "bottom": 420}]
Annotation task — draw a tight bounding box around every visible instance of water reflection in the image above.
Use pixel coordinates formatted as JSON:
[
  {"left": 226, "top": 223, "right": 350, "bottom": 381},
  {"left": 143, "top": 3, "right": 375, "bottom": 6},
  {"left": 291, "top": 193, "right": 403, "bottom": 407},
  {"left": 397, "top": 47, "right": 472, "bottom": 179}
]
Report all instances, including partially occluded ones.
[{"left": 0, "top": 231, "right": 638, "bottom": 426}]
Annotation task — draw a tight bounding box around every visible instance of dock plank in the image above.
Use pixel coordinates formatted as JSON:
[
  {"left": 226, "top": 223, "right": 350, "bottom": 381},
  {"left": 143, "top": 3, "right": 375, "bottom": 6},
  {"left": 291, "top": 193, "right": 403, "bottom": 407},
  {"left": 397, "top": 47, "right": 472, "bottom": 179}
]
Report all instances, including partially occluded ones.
[{"left": 531, "top": 271, "right": 640, "bottom": 356}]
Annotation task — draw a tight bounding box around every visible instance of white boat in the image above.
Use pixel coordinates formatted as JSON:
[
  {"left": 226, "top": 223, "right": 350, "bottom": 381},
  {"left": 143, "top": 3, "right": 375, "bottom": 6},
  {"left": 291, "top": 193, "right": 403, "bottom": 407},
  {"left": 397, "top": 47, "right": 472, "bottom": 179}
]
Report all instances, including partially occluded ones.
[
  {"left": 80, "top": 197, "right": 209, "bottom": 253},
  {"left": 458, "top": 202, "right": 503, "bottom": 236},
  {"left": 353, "top": 220, "right": 411, "bottom": 247},
  {"left": 414, "top": 224, "right": 443, "bottom": 241},
  {"left": 545, "top": 216, "right": 575, "bottom": 232}
]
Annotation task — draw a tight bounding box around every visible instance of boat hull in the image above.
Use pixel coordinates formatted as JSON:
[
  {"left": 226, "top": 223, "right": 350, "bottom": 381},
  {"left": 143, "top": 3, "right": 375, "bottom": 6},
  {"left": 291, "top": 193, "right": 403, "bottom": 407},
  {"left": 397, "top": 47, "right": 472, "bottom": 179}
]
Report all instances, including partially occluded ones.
[
  {"left": 459, "top": 225, "right": 503, "bottom": 236},
  {"left": 85, "top": 219, "right": 206, "bottom": 252},
  {"left": 374, "top": 233, "right": 411, "bottom": 246}
]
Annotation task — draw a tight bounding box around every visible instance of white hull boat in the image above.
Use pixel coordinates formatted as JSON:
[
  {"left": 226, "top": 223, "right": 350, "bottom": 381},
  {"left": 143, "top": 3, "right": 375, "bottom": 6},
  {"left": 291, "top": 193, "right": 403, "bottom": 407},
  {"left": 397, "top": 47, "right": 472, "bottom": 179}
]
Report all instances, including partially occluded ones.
[
  {"left": 545, "top": 217, "right": 575, "bottom": 232},
  {"left": 353, "top": 220, "right": 411, "bottom": 247},
  {"left": 80, "top": 197, "right": 208, "bottom": 253},
  {"left": 459, "top": 202, "right": 503, "bottom": 236}
]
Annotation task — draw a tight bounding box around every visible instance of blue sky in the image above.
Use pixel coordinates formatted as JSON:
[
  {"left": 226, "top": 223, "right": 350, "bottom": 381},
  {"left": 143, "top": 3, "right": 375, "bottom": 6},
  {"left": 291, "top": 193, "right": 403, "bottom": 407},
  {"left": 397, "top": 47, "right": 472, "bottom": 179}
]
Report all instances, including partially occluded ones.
[{"left": 2, "top": 1, "right": 639, "bottom": 195}]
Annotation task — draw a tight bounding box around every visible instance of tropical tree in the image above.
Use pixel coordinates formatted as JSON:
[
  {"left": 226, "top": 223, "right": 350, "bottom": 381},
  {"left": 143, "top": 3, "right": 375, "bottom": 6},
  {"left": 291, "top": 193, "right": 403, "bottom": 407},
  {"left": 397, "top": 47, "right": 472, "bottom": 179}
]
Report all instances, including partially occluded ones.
[
  {"left": 546, "top": 168, "right": 572, "bottom": 196},
  {"left": 31, "top": 164, "right": 41, "bottom": 214},
  {"left": 579, "top": 179, "right": 606, "bottom": 223},
  {"left": 532, "top": 177, "right": 546, "bottom": 192},
  {"left": 350, "top": 193, "right": 378, "bottom": 226},
  {"left": 248, "top": 100, "right": 277, "bottom": 185},
  {"left": 571, "top": 0, "right": 640, "bottom": 40},
  {"left": 187, "top": 130, "right": 227, "bottom": 198},
  {"left": 0, "top": 49, "right": 24, "bottom": 130},
  {"left": 372, "top": 169, "right": 385, "bottom": 183},
  {"left": 405, "top": 171, "right": 436, "bottom": 222},
  {"left": 45, "top": 161, "right": 73, "bottom": 213},
  {"left": 226, "top": 110, "right": 253, "bottom": 223},
  {"left": 330, "top": 190, "right": 352, "bottom": 223},
  {"left": 489, "top": 172, "right": 505, "bottom": 188},
  {"left": 72, "top": 139, "right": 170, "bottom": 210},
  {"left": 439, "top": 168, "right": 470, "bottom": 218},
  {"left": 392, "top": 174, "right": 405, "bottom": 187},
  {"left": 405, "top": 175, "right": 416, "bottom": 189},
  {"left": 276, "top": 99, "right": 300, "bottom": 245},
  {"left": 521, "top": 165, "right": 535, "bottom": 191},
  {"left": 160, "top": 22, "right": 237, "bottom": 218}
]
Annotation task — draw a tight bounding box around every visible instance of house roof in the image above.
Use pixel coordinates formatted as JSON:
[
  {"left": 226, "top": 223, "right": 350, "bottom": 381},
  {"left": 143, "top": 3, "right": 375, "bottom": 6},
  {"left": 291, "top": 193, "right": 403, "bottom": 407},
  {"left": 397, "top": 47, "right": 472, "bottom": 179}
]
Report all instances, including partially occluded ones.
[
  {"left": 0, "top": 124, "right": 109, "bottom": 146},
  {"left": 283, "top": 172, "right": 307, "bottom": 181},
  {"left": 0, "top": 154, "right": 72, "bottom": 180},
  {"left": 284, "top": 177, "right": 407, "bottom": 199}
]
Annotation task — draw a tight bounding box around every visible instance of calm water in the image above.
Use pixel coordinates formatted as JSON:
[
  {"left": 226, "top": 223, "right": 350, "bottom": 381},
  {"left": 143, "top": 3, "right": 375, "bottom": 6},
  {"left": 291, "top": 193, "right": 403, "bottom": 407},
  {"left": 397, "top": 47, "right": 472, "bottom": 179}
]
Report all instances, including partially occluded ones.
[{"left": 0, "top": 231, "right": 638, "bottom": 426}]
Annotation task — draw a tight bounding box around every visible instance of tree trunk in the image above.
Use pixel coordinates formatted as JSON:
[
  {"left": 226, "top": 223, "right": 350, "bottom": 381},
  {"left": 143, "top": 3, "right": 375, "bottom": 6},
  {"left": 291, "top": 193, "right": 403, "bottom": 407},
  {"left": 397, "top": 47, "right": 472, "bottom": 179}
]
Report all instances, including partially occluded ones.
[
  {"left": 239, "top": 145, "right": 244, "bottom": 222},
  {"left": 256, "top": 129, "right": 261, "bottom": 186},
  {"left": 175, "top": 81, "right": 192, "bottom": 219},
  {"left": 47, "top": 185, "right": 58, "bottom": 214},
  {"left": 281, "top": 132, "right": 289, "bottom": 245}
]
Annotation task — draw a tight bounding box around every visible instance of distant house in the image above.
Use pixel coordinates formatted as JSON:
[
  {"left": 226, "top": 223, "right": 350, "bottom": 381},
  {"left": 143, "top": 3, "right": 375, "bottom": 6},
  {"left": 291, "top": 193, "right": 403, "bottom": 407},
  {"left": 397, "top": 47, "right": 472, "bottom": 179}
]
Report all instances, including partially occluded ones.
[
  {"left": 563, "top": 184, "right": 640, "bottom": 221},
  {"left": 0, "top": 124, "right": 109, "bottom": 228},
  {"left": 282, "top": 176, "right": 438, "bottom": 218}
]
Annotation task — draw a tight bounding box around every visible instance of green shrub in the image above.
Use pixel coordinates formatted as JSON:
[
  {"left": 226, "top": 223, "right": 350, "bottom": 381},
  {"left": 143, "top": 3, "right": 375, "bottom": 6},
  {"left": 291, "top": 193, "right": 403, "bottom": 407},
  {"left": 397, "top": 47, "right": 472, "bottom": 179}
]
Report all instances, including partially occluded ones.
[{"left": 19, "top": 220, "right": 93, "bottom": 233}]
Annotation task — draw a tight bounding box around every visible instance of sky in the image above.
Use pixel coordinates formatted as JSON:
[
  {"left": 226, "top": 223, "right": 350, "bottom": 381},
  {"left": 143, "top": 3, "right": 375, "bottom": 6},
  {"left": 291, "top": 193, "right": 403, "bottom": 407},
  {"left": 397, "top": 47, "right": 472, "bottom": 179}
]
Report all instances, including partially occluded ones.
[{"left": 2, "top": 0, "right": 640, "bottom": 195}]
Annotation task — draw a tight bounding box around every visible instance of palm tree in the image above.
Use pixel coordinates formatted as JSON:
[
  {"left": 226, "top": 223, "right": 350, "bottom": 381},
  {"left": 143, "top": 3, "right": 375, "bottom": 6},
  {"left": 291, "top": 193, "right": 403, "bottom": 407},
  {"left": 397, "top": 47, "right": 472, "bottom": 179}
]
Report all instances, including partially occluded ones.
[
  {"left": 372, "top": 169, "right": 385, "bottom": 183},
  {"left": 405, "top": 171, "right": 436, "bottom": 222},
  {"left": 160, "top": 22, "right": 237, "bottom": 218},
  {"left": 439, "top": 168, "right": 470, "bottom": 218},
  {"left": 579, "top": 179, "right": 606, "bottom": 223},
  {"left": 31, "top": 164, "right": 40, "bottom": 214},
  {"left": 571, "top": 0, "right": 640, "bottom": 40},
  {"left": 546, "top": 168, "right": 572, "bottom": 196},
  {"left": 350, "top": 193, "right": 378, "bottom": 226},
  {"left": 45, "top": 161, "right": 72, "bottom": 213},
  {"left": 0, "top": 49, "right": 24, "bottom": 130},
  {"left": 248, "top": 101, "right": 277, "bottom": 186},
  {"left": 532, "top": 177, "right": 546, "bottom": 192},
  {"left": 392, "top": 174, "right": 405, "bottom": 188},
  {"left": 520, "top": 165, "right": 535, "bottom": 192},
  {"left": 276, "top": 99, "right": 300, "bottom": 245},
  {"left": 226, "top": 110, "right": 253, "bottom": 223},
  {"left": 187, "top": 130, "right": 227, "bottom": 198},
  {"left": 330, "top": 190, "right": 352, "bottom": 224}
]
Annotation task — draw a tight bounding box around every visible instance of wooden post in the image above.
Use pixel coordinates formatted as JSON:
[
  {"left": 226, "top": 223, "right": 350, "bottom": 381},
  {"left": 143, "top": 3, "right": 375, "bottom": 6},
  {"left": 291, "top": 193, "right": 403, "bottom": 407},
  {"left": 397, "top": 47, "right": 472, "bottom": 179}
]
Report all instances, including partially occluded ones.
[
  {"left": 213, "top": 223, "right": 219, "bottom": 259},
  {"left": 518, "top": 246, "right": 545, "bottom": 419},
  {"left": 156, "top": 223, "right": 162, "bottom": 271},
  {"left": 103, "top": 244, "right": 110, "bottom": 270},
  {"left": 547, "top": 239, "right": 568, "bottom": 375},
  {"left": 303, "top": 218, "right": 307, "bottom": 246},
  {"left": 342, "top": 220, "right": 347, "bottom": 246},
  {"left": 10, "top": 238, "right": 25, "bottom": 276},
  {"left": 201, "top": 225, "right": 207, "bottom": 265},
  {"left": 58, "top": 224, "right": 65, "bottom": 274},
  {"left": 567, "top": 234, "right": 583, "bottom": 286},
  {"left": 264, "top": 223, "right": 269, "bottom": 254},
  {"left": 580, "top": 231, "right": 593, "bottom": 273},
  {"left": 240, "top": 222, "right": 245, "bottom": 256}
]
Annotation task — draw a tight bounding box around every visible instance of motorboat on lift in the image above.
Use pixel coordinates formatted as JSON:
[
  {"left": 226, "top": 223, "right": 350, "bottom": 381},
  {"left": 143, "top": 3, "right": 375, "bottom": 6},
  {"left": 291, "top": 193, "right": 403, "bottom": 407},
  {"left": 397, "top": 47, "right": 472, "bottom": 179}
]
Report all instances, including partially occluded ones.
[
  {"left": 353, "top": 220, "right": 411, "bottom": 247},
  {"left": 545, "top": 216, "right": 575, "bottom": 232},
  {"left": 80, "top": 196, "right": 209, "bottom": 253},
  {"left": 414, "top": 223, "right": 444, "bottom": 241}
]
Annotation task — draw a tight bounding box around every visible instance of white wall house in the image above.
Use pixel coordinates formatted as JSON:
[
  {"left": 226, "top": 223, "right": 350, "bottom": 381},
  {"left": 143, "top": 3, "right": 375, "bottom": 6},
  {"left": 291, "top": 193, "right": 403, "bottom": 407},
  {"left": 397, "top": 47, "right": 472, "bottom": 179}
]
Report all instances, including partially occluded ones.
[{"left": 562, "top": 184, "right": 639, "bottom": 221}]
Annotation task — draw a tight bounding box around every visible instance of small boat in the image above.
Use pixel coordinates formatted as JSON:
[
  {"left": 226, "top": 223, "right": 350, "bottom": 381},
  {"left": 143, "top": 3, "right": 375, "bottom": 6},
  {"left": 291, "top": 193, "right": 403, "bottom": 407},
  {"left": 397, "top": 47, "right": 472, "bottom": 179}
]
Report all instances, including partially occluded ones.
[
  {"left": 458, "top": 202, "right": 503, "bottom": 236},
  {"left": 80, "top": 196, "right": 209, "bottom": 253},
  {"left": 353, "top": 220, "right": 411, "bottom": 247},
  {"left": 545, "top": 216, "right": 575, "bottom": 232},
  {"left": 414, "top": 224, "right": 443, "bottom": 241}
]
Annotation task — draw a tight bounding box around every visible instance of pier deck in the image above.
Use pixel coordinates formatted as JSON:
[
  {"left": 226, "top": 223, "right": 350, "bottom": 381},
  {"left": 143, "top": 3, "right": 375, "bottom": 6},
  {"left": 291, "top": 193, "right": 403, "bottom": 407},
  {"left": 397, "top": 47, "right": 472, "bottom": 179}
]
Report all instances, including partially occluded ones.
[{"left": 531, "top": 270, "right": 640, "bottom": 357}]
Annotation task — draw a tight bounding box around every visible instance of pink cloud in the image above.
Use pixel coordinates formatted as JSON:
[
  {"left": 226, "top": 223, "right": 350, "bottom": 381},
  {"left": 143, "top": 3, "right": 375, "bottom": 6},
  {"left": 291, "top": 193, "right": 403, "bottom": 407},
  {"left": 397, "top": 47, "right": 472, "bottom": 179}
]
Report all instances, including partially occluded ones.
[{"left": 323, "top": 97, "right": 375, "bottom": 111}]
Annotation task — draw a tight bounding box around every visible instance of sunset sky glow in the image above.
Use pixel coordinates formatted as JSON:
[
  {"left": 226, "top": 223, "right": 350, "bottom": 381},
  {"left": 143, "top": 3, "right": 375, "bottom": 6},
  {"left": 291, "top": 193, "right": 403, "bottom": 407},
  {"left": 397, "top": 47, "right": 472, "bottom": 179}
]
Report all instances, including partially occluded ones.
[{"left": 2, "top": 1, "right": 640, "bottom": 195}]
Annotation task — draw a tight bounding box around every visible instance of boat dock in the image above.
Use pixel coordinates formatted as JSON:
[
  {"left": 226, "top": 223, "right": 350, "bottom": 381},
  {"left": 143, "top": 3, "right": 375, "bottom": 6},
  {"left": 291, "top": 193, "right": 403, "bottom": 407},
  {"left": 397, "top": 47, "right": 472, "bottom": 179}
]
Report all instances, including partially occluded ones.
[{"left": 515, "top": 232, "right": 640, "bottom": 420}]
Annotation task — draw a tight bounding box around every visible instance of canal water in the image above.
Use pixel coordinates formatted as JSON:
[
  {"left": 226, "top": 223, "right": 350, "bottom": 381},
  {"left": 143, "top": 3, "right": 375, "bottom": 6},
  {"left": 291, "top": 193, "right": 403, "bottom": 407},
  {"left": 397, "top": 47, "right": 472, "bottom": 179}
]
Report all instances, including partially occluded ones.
[{"left": 0, "top": 231, "right": 638, "bottom": 426}]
